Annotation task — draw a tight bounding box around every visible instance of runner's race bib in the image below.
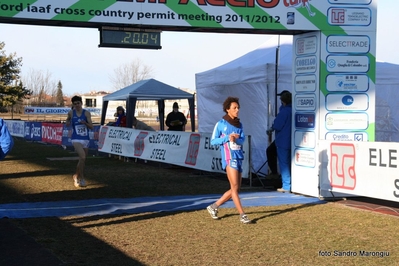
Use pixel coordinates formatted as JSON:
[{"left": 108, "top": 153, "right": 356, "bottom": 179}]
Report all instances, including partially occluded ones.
[
  {"left": 229, "top": 142, "right": 241, "bottom": 150},
  {"left": 75, "top": 124, "right": 88, "bottom": 136}
]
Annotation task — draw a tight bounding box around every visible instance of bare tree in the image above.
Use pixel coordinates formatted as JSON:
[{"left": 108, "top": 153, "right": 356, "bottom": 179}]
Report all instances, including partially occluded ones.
[
  {"left": 109, "top": 58, "right": 154, "bottom": 91},
  {"left": 23, "top": 69, "right": 58, "bottom": 105}
]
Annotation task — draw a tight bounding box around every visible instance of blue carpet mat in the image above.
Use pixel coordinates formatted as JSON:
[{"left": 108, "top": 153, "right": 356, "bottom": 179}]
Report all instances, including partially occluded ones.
[{"left": 0, "top": 191, "right": 325, "bottom": 219}]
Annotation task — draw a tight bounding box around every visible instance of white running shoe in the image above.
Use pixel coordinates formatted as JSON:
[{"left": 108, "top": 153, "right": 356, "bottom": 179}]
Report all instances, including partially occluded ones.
[
  {"left": 207, "top": 205, "right": 220, "bottom": 220},
  {"left": 240, "top": 215, "right": 252, "bottom": 224}
]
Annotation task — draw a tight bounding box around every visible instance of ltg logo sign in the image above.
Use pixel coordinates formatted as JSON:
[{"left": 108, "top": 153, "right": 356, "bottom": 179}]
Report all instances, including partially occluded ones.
[{"left": 329, "top": 143, "right": 357, "bottom": 190}]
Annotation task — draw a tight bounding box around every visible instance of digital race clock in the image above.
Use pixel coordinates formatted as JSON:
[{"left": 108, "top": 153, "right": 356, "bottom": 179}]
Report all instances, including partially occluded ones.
[{"left": 99, "top": 28, "right": 161, "bottom": 50}]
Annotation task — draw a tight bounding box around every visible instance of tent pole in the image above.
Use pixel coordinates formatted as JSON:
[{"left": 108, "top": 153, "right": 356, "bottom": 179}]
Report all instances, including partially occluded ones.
[
  {"left": 190, "top": 93, "right": 196, "bottom": 132},
  {"left": 274, "top": 35, "right": 280, "bottom": 117}
]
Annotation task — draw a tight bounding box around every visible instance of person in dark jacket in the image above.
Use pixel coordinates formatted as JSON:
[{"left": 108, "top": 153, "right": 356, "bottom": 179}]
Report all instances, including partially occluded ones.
[
  {"left": 271, "top": 91, "right": 292, "bottom": 193},
  {"left": 165, "top": 102, "right": 187, "bottom": 131},
  {"left": 115, "top": 106, "right": 127, "bottom": 127},
  {"left": 266, "top": 90, "right": 291, "bottom": 177}
]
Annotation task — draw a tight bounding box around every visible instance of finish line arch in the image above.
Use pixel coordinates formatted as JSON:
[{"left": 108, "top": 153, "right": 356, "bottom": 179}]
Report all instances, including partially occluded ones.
[{"left": 0, "top": 1, "right": 378, "bottom": 198}]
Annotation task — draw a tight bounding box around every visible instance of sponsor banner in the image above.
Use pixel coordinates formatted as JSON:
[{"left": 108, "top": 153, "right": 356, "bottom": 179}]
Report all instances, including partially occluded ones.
[
  {"left": 325, "top": 131, "right": 368, "bottom": 141},
  {"left": 319, "top": 140, "right": 399, "bottom": 202},
  {"left": 295, "top": 36, "right": 318, "bottom": 55},
  {"left": 0, "top": 1, "right": 376, "bottom": 32},
  {"left": 6, "top": 120, "right": 97, "bottom": 147},
  {"left": 24, "top": 107, "right": 101, "bottom": 116},
  {"left": 41, "top": 123, "right": 63, "bottom": 145},
  {"left": 4, "top": 120, "right": 25, "bottom": 138},
  {"left": 295, "top": 113, "right": 316, "bottom": 129},
  {"left": 88, "top": 126, "right": 101, "bottom": 150},
  {"left": 295, "top": 55, "right": 317, "bottom": 74},
  {"left": 294, "top": 148, "right": 316, "bottom": 168},
  {"left": 24, "top": 122, "right": 42, "bottom": 141},
  {"left": 61, "top": 124, "right": 101, "bottom": 149},
  {"left": 62, "top": 125, "right": 73, "bottom": 147},
  {"left": 294, "top": 130, "right": 316, "bottom": 149},
  {"left": 325, "top": 93, "right": 369, "bottom": 111},
  {"left": 98, "top": 126, "right": 250, "bottom": 177},
  {"left": 291, "top": 32, "right": 321, "bottom": 198},
  {"left": 295, "top": 74, "right": 317, "bottom": 92},
  {"left": 326, "top": 74, "right": 369, "bottom": 92},
  {"left": 328, "top": 0, "right": 371, "bottom": 4},
  {"left": 325, "top": 112, "right": 368, "bottom": 130},
  {"left": 326, "top": 55, "right": 369, "bottom": 73},
  {"left": 295, "top": 94, "right": 316, "bottom": 111},
  {"left": 328, "top": 7, "right": 372, "bottom": 26},
  {"left": 327, "top": 35, "right": 370, "bottom": 53}
]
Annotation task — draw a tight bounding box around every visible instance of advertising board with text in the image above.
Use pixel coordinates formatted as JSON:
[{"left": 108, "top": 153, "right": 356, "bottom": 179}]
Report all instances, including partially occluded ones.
[
  {"left": 98, "top": 126, "right": 250, "bottom": 177},
  {"left": 0, "top": 1, "right": 376, "bottom": 33},
  {"left": 24, "top": 107, "right": 101, "bottom": 116},
  {"left": 291, "top": 31, "right": 321, "bottom": 197},
  {"left": 319, "top": 140, "right": 399, "bottom": 202}
]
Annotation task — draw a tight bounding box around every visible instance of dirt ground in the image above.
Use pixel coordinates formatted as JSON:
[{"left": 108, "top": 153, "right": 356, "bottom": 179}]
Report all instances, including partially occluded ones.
[{"left": 0, "top": 140, "right": 398, "bottom": 265}]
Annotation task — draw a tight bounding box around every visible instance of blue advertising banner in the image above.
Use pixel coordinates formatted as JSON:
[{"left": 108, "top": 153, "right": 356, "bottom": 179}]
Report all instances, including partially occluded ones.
[
  {"left": 24, "top": 122, "right": 42, "bottom": 141},
  {"left": 295, "top": 113, "right": 316, "bottom": 129}
]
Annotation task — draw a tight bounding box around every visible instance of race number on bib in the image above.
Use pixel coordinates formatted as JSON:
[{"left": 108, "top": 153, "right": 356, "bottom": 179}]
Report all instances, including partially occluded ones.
[
  {"left": 76, "top": 124, "right": 88, "bottom": 136},
  {"left": 229, "top": 142, "right": 241, "bottom": 150}
]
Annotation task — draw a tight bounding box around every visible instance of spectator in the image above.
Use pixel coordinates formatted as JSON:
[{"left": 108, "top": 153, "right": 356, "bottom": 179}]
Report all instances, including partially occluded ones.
[
  {"left": 265, "top": 90, "right": 291, "bottom": 177},
  {"left": 115, "top": 106, "right": 127, "bottom": 127},
  {"left": 133, "top": 117, "right": 155, "bottom": 131},
  {"left": 0, "top": 118, "right": 14, "bottom": 160},
  {"left": 271, "top": 91, "right": 292, "bottom": 193},
  {"left": 165, "top": 102, "right": 187, "bottom": 131}
]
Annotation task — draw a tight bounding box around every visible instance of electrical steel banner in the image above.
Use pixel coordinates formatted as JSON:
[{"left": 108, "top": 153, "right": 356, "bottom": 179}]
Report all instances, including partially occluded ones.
[
  {"left": 5, "top": 120, "right": 250, "bottom": 177},
  {"left": 98, "top": 126, "right": 250, "bottom": 177}
]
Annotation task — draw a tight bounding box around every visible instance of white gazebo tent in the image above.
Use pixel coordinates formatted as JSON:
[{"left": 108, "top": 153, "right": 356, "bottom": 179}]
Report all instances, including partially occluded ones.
[
  {"left": 196, "top": 36, "right": 399, "bottom": 173},
  {"left": 195, "top": 36, "right": 294, "bottom": 172}
]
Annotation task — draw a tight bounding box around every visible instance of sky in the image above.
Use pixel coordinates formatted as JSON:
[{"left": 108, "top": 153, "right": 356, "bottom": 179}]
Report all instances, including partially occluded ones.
[{"left": 0, "top": 1, "right": 397, "bottom": 96}]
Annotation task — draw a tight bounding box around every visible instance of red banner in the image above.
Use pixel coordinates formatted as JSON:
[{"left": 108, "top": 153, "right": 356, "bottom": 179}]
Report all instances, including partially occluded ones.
[{"left": 41, "top": 123, "right": 63, "bottom": 145}]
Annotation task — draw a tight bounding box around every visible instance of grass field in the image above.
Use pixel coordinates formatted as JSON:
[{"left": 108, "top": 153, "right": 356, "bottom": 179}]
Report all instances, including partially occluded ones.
[{"left": 1, "top": 139, "right": 398, "bottom": 265}]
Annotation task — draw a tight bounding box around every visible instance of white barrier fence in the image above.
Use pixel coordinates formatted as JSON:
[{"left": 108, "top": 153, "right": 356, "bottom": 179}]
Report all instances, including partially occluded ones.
[
  {"left": 319, "top": 140, "right": 399, "bottom": 202},
  {"left": 8, "top": 118, "right": 398, "bottom": 201},
  {"left": 3, "top": 120, "right": 251, "bottom": 177},
  {"left": 98, "top": 126, "right": 251, "bottom": 177}
]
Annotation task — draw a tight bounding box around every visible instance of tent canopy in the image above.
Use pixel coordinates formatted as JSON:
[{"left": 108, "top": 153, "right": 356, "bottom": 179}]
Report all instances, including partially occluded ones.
[
  {"left": 101, "top": 78, "right": 195, "bottom": 131},
  {"left": 196, "top": 36, "right": 293, "bottom": 88},
  {"left": 195, "top": 36, "right": 294, "bottom": 172},
  {"left": 196, "top": 36, "right": 399, "bottom": 173}
]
